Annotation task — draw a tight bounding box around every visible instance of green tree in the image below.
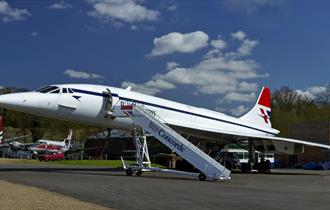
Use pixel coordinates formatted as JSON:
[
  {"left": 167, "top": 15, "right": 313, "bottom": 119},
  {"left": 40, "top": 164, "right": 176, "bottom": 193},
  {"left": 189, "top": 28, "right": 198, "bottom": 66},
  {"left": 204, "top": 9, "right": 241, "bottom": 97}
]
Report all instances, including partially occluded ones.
[{"left": 271, "top": 86, "right": 330, "bottom": 136}]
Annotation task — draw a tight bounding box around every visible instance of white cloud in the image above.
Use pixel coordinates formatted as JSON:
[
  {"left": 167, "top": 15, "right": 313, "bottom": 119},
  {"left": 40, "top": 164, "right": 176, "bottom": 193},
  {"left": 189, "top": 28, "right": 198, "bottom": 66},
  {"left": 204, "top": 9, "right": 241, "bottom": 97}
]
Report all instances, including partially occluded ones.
[
  {"left": 238, "top": 39, "right": 258, "bottom": 56},
  {"left": 224, "top": 0, "right": 277, "bottom": 14},
  {"left": 230, "top": 105, "right": 249, "bottom": 116},
  {"left": 0, "top": 1, "right": 31, "bottom": 22},
  {"left": 168, "top": 5, "right": 177, "bottom": 11},
  {"left": 231, "top": 31, "right": 246, "bottom": 41},
  {"left": 64, "top": 69, "right": 105, "bottom": 80},
  {"left": 148, "top": 31, "right": 209, "bottom": 57},
  {"left": 223, "top": 92, "right": 256, "bottom": 102},
  {"left": 296, "top": 86, "right": 327, "bottom": 100},
  {"left": 214, "top": 107, "right": 227, "bottom": 113},
  {"left": 228, "top": 31, "right": 258, "bottom": 57},
  {"left": 166, "top": 62, "right": 179, "bottom": 71},
  {"left": 29, "top": 32, "right": 39, "bottom": 37},
  {"left": 211, "top": 39, "right": 226, "bottom": 49},
  {"left": 49, "top": 1, "right": 72, "bottom": 10},
  {"left": 238, "top": 81, "right": 258, "bottom": 92},
  {"left": 122, "top": 30, "right": 266, "bottom": 106},
  {"left": 130, "top": 25, "right": 138, "bottom": 30},
  {"left": 87, "top": 0, "right": 160, "bottom": 24},
  {"left": 122, "top": 80, "right": 175, "bottom": 95}
]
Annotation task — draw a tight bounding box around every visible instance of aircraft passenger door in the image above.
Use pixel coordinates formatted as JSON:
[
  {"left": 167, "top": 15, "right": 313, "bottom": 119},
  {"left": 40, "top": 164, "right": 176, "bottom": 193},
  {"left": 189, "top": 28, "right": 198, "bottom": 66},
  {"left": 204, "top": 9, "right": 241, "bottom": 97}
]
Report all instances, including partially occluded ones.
[{"left": 103, "top": 88, "right": 113, "bottom": 115}]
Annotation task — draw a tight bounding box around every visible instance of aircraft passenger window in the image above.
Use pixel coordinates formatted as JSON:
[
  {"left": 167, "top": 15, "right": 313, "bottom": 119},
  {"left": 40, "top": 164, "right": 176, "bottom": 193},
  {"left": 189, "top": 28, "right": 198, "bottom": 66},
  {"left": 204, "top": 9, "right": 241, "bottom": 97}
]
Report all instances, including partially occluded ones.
[
  {"left": 62, "top": 88, "right": 68, "bottom": 93},
  {"left": 50, "top": 89, "right": 60, "bottom": 94}
]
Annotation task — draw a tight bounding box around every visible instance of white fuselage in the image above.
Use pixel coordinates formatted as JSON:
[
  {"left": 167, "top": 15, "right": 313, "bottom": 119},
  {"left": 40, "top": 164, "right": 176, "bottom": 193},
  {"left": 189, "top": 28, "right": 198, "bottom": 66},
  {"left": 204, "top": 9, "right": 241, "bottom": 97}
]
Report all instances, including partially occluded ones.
[
  {"left": 0, "top": 84, "right": 279, "bottom": 141},
  {"left": 36, "top": 139, "right": 66, "bottom": 147}
]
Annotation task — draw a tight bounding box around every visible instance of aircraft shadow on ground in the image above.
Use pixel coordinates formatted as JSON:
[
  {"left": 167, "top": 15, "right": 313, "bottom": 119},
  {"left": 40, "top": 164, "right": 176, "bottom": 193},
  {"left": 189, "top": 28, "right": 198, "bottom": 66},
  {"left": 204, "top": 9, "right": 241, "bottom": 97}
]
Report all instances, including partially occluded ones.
[
  {"left": 0, "top": 165, "right": 203, "bottom": 181},
  {"left": 0, "top": 166, "right": 122, "bottom": 173}
]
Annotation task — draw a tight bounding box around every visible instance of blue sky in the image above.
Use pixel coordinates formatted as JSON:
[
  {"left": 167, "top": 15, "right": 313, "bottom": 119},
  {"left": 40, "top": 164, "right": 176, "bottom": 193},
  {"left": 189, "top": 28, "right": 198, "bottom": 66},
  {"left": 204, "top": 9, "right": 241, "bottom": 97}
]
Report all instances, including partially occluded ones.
[{"left": 0, "top": 0, "right": 329, "bottom": 116}]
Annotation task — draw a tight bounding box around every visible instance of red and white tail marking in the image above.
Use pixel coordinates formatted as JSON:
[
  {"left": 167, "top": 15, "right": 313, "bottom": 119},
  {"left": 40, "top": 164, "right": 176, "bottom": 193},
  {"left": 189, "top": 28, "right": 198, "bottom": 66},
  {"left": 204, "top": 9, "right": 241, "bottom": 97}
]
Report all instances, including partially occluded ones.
[
  {"left": 257, "top": 87, "right": 271, "bottom": 108},
  {"left": 240, "top": 87, "right": 273, "bottom": 128}
]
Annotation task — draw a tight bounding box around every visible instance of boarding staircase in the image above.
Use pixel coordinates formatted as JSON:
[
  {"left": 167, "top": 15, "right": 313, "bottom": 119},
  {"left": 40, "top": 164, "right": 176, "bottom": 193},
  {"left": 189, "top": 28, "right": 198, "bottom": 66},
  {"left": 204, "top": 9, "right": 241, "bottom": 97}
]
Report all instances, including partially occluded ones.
[{"left": 113, "top": 104, "right": 231, "bottom": 181}]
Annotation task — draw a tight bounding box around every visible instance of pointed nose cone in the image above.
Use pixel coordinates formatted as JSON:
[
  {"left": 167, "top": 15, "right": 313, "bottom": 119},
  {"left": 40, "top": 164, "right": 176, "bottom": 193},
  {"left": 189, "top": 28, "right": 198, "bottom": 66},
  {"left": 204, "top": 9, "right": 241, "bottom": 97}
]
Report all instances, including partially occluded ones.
[{"left": 0, "top": 93, "right": 25, "bottom": 110}]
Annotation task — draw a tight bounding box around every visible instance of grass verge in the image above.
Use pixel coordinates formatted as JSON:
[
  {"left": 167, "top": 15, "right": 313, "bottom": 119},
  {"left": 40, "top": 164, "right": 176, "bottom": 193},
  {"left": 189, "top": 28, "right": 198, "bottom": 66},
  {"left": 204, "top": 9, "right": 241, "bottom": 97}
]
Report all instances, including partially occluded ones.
[{"left": 0, "top": 158, "right": 166, "bottom": 168}]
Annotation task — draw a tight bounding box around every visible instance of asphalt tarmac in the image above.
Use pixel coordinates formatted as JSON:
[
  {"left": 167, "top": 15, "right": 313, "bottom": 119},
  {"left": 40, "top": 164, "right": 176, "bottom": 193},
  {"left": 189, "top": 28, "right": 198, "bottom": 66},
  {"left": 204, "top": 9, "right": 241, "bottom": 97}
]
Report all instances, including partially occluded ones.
[{"left": 0, "top": 163, "right": 330, "bottom": 210}]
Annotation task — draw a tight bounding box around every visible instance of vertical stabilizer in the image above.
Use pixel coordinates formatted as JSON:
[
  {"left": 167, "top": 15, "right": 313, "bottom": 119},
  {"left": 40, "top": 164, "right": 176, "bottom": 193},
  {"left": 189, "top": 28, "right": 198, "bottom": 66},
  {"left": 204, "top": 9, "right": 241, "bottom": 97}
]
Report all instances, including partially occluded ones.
[{"left": 240, "top": 87, "right": 272, "bottom": 128}]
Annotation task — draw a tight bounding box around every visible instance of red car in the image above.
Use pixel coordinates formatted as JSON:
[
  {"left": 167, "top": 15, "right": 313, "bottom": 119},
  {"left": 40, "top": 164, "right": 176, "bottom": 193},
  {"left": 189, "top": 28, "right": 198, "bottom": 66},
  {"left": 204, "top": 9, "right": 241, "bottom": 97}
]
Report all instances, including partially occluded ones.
[{"left": 38, "top": 151, "right": 65, "bottom": 161}]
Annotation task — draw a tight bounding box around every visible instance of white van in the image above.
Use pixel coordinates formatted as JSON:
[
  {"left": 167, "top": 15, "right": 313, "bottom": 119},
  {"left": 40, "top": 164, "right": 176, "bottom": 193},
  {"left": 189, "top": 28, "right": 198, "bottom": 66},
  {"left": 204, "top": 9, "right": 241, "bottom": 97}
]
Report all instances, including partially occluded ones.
[{"left": 218, "top": 148, "right": 274, "bottom": 166}]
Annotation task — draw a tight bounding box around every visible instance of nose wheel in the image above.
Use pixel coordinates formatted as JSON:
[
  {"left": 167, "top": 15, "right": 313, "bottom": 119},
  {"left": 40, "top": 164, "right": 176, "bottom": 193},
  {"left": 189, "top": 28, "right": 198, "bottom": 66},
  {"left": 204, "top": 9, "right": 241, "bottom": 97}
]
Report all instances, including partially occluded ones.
[
  {"left": 125, "top": 168, "right": 143, "bottom": 177},
  {"left": 125, "top": 168, "right": 133, "bottom": 176},
  {"left": 135, "top": 170, "right": 142, "bottom": 176}
]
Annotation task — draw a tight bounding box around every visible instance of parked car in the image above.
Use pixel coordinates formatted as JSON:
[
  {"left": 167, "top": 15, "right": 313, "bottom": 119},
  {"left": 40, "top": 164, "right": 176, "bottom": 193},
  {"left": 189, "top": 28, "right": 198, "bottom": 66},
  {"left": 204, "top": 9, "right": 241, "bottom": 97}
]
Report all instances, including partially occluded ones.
[{"left": 38, "top": 151, "right": 64, "bottom": 161}]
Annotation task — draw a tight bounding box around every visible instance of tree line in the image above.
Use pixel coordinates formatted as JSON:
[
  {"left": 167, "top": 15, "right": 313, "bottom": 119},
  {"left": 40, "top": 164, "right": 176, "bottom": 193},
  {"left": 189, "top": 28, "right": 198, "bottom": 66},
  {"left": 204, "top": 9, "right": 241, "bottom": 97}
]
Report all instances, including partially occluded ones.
[{"left": 271, "top": 85, "right": 330, "bottom": 136}]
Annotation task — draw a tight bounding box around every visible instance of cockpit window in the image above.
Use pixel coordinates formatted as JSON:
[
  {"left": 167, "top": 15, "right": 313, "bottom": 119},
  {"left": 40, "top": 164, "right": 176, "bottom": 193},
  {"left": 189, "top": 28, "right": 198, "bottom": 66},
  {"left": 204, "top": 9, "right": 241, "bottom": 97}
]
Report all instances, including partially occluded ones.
[
  {"left": 68, "top": 88, "right": 73, "bottom": 93},
  {"left": 50, "top": 88, "right": 60, "bottom": 94},
  {"left": 35, "top": 86, "right": 59, "bottom": 93},
  {"left": 35, "top": 86, "right": 50, "bottom": 92}
]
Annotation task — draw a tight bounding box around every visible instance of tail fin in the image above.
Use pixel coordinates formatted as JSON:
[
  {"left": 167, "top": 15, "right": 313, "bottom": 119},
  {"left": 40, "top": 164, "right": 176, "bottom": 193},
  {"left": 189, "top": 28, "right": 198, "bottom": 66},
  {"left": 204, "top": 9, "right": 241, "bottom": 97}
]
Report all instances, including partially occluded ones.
[
  {"left": 0, "top": 116, "right": 3, "bottom": 144},
  {"left": 240, "top": 86, "right": 272, "bottom": 128}
]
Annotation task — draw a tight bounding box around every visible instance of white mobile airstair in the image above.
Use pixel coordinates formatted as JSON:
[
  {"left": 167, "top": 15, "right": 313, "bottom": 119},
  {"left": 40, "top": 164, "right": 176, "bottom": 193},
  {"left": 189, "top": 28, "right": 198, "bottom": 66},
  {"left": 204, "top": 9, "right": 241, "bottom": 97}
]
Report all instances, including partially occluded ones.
[{"left": 113, "top": 104, "right": 231, "bottom": 181}]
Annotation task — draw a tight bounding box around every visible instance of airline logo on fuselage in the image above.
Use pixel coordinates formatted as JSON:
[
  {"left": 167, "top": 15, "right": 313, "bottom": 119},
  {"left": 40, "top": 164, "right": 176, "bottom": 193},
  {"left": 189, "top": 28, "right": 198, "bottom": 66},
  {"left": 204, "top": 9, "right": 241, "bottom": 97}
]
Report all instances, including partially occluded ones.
[{"left": 148, "top": 122, "right": 185, "bottom": 153}]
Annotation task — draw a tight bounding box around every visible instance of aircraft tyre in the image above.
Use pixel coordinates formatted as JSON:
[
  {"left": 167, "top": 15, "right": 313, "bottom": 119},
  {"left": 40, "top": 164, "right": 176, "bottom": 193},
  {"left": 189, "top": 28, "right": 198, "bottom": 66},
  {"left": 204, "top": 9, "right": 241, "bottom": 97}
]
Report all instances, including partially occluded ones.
[
  {"left": 136, "top": 170, "right": 142, "bottom": 176},
  {"left": 125, "top": 168, "right": 133, "bottom": 176},
  {"left": 265, "top": 160, "right": 271, "bottom": 173},
  {"left": 198, "top": 173, "right": 206, "bottom": 181}
]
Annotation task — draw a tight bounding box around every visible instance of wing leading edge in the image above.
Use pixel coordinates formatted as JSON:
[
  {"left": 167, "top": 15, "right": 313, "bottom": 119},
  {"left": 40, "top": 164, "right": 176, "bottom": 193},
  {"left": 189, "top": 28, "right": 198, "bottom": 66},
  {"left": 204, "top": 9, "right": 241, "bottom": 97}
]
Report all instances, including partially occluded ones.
[
  {"left": 243, "top": 132, "right": 330, "bottom": 155},
  {"left": 171, "top": 123, "right": 330, "bottom": 153}
]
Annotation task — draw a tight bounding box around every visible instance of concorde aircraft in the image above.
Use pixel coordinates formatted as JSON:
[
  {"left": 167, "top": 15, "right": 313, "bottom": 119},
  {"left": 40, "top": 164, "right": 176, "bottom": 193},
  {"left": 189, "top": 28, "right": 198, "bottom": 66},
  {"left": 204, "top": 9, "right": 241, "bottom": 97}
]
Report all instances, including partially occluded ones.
[{"left": 0, "top": 84, "right": 329, "bottom": 159}]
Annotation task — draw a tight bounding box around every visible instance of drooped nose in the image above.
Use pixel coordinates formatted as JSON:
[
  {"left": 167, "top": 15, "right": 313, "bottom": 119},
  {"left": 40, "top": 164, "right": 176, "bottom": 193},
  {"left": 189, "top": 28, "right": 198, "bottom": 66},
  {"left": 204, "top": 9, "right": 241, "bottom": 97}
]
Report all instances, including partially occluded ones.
[{"left": 0, "top": 93, "right": 25, "bottom": 110}]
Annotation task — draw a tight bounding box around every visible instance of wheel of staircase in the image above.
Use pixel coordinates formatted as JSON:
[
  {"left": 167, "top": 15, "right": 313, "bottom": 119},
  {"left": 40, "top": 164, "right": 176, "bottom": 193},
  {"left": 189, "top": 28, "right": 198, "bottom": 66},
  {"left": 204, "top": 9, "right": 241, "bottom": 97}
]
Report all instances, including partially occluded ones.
[
  {"left": 126, "top": 168, "right": 133, "bottom": 176},
  {"left": 136, "top": 170, "right": 142, "bottom": 176},
  {"left": 198, "top": 173, "right": 206, "bottom": 181}
]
